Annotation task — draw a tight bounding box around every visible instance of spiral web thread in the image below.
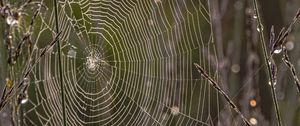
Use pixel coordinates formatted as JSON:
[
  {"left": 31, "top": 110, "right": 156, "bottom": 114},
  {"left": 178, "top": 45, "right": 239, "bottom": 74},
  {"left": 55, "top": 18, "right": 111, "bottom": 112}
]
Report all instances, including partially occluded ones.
[{"left": 19, "top": 0, "right": 228, "bottom": 125}]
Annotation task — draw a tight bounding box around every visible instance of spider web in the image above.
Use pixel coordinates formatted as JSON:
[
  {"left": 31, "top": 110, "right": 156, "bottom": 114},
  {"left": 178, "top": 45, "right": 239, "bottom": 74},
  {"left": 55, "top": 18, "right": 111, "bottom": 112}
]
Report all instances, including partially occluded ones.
[{"left": 20, "top": 0, "right": 225, "bottom": 125}]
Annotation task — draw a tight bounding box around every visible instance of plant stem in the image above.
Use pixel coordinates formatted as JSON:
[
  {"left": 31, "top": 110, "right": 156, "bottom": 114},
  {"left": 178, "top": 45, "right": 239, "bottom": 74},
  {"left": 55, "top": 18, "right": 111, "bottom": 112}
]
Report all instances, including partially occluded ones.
[
  {"left": 252, "top": 0, "right": 282, "bottom": 126},
  {"left": 52, "top": 0, "right": 66, "bottom": 125},
  {"left": 194, "top": 63, "right": 251, "bottom": 126}
]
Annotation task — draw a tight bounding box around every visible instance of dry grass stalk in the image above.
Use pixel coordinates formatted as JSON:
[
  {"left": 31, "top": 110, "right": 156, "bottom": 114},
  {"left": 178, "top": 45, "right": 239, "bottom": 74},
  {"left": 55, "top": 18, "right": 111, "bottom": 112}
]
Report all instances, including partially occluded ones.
[
  {"left": 194, "top": 63, "right": 251, "bottom": 126},
  {"left": 282, "top": 47, "right": 300, "bottom": 93},
  {"left": 0, "top": 32, "right": 61, "bottom": 112},
  {"left": 271, "top": 9, "right": 300, "bottom": 55}
]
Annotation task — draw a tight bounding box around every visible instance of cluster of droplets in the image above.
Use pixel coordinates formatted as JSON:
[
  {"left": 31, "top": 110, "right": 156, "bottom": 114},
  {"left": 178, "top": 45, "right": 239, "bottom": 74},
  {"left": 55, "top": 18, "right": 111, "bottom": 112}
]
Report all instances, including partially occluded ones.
[
  {"left": 170, "top": 106, "right": 179, "bottom": 116},
  {"left": 3, "top": 7, "right": 20, "bottom": 27},
  {"left": 18, "top": 78, "right": 29, "bottom": 104},
  {"left": 252, "top": 13, "right": 264, "bottom": 33},
  {"left": 268, "top": 81, "right": 277, "bottom": 90},
  {"left": 256, "top": 24, "right": 263, "bottom": 32},
  {"left": 6, "top": 15, "right": 18, "bottom": 26}
]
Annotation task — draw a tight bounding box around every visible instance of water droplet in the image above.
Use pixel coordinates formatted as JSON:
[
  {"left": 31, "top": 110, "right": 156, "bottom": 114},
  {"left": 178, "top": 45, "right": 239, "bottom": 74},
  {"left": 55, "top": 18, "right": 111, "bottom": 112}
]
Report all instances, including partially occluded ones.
[
  {"left": 170, "top": 106, "right": 179, "bottom": 116},
  {"left": 18, "top": 92, "right": 28, "bottom": 104},
  {"left": 268, "top": 81, "right": 277, "bottom": 88},
  {"left": 23, "top": 78, "right": 29, "bottom": 86},
  {"left": 6, "top": 16, "right": 18, "bottom": 26},
  {"left": 21, "top": 98, "right": 28, "bottom": 104},
  {"left": 273, "top": 48, "right": 282, "bottom": 54},
  {"left": 253, "top": 15, "right": 258, "bottom": 19},
  {"left": 6, "top": 17, "right": 13, "bottom": 24},
  {"left": 256, "top": 25, "right": 263, "bottom": 32},
  {"left": 67, "top": 49, "right": 76, "bottom": 58},
  {"left": 268, "top": 61, "right": 272, "bottom": 65},
  {"left": 249, "top": 117, "right": 258, "bottom": 125},
  {"left": 257, "top": 27, "right": 261, "bottom": 32}
]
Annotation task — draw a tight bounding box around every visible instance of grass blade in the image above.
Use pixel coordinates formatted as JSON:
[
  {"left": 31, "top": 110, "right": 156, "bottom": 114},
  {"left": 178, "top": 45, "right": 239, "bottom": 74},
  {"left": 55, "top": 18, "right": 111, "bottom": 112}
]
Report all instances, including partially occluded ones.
[
  {"left": 52, "top": 0, "right": 66, "bottom": 125},
  {"left": 252, "top": 0, "right": 282, "bottom": 125}
]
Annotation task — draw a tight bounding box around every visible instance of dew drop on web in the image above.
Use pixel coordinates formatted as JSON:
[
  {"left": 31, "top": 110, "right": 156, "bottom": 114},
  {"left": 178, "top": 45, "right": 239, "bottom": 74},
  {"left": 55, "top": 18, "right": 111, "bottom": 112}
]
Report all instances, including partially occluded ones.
[
  {"left": 6, "top": 16, "right": 18, "bottom": 26},
  {"left": 253, "top": 15, "right": 257, "bottom": 19},
  {"left": 67, "top": 49, "right": 76, "bottom": 58},
  {"left": 170, "top": 106, "right": 179, "bottom": 116},
  {"left": 273, "top": 48, "right": 282, "bottom": 54}
]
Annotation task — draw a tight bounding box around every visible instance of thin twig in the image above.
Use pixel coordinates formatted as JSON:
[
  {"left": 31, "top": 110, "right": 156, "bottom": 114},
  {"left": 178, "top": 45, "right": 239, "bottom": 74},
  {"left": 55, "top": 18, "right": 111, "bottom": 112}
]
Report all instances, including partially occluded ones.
[
  {"left": 194, "top": 63, "right": 251, "bottom": 126},
  {"left": 0, "top": 32, "right": 61, "bottom": 112},
  {"left": 272, "top": 9, "right": 300, "bottom": 55},
  {"left": 15, "top": 3, "right": 42, "bottom": 60},
  {"left": 269, "top": 26, "right": 278, "bottom": 88},
  {"left": 282, "top": 47, "right": 300, "bottom": 93}
]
